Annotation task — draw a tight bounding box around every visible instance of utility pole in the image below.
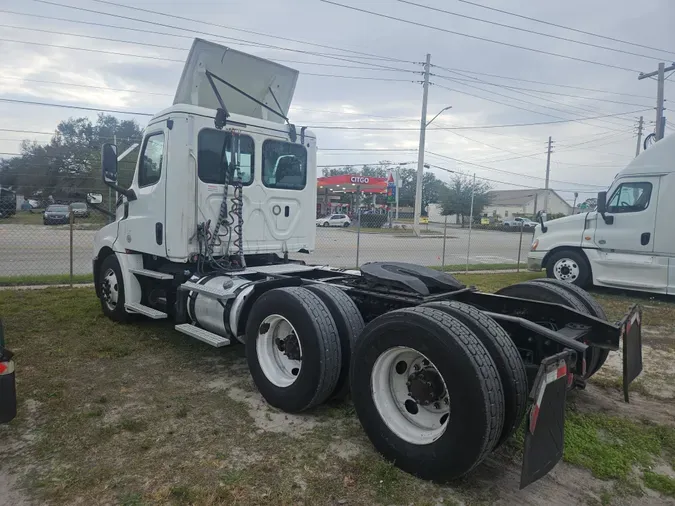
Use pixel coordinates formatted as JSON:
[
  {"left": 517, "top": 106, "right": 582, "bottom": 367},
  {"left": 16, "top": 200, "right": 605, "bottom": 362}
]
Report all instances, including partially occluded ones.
[
  {"left": 635, "top": 116, "right": 644, "bottom": 157},
  {"left": 543, "top": 136, "right": 552, "bottom": 215},
  {"left": 413, "top": 53, "right": 431, "bottom": 235},
  {"left": 395, "top": 167, "right": 400, "bottom": 220},
  {"left": 638, "top": 62, "right": 675, "bottom": 142}
]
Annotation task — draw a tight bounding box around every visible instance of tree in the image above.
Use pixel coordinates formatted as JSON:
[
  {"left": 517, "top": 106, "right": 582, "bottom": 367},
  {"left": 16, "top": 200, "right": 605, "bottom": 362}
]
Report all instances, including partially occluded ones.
[
  {"left": 396, "top": 169, "right": 447, "bottom": 211},
  {"left": 0, "top": 114, "right": 142, "bottom": 206},
  {"left": 440, "top": 174, "right": 491, "bottom": 227}
]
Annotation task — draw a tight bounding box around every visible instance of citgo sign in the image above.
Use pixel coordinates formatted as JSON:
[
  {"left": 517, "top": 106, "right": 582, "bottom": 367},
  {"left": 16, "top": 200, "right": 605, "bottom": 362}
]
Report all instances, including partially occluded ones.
[{"left": 350, "top": 176, "right": 370, "bottom": 184}]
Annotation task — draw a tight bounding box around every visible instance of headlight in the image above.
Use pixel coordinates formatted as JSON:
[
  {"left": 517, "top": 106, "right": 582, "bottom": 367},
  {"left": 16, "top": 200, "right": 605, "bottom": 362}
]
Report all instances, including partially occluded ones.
[{"left": 530, "top": 239, "right": 539, "bottom": 251}]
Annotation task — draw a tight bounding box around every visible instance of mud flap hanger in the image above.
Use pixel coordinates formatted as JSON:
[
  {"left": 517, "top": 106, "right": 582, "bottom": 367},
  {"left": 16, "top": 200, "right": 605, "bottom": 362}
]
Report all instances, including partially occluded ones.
[{"left": 520, "top": 349, "right": 574, "bottom": 489}]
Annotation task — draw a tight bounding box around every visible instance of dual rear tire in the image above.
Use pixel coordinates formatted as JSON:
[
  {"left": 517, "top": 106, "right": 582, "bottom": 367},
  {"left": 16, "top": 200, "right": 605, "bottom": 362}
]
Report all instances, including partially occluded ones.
[{"left": 244, "top": 285, "right": 363, "bottom": 413}]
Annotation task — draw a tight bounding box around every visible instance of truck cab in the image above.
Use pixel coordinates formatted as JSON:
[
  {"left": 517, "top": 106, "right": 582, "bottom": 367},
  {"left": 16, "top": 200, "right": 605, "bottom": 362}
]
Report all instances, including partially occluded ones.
[{"left": 529, "top": 132, "right": 675, "bottom": 294}]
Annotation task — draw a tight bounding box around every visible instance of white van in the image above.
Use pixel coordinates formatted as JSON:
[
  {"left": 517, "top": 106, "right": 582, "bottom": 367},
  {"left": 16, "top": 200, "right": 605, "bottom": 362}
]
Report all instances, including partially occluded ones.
[{"left": 528, "top": 132, "right": 675, "bottom": 295}]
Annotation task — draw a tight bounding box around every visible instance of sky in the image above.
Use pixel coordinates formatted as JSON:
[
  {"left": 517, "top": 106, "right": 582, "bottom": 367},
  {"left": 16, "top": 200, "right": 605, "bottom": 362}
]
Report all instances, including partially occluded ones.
[{"left": 0, "top": 0, "right": 674, "bottom": 204}]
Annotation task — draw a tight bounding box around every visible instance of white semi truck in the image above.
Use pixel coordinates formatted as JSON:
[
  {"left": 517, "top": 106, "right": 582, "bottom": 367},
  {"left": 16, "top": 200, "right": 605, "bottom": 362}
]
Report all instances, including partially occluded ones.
[
  {"left": 529, "top": 132, "right": 675, "bottom": 295},
  {"left": 91, "top": 39, "right": 643, "bottom": 488}
]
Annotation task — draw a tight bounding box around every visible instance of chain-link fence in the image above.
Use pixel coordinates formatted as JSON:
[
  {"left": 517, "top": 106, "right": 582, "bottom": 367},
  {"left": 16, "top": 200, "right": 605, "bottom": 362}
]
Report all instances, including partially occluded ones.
[{"left": 1, "top": 202, "right": 534, "bottom": 283}]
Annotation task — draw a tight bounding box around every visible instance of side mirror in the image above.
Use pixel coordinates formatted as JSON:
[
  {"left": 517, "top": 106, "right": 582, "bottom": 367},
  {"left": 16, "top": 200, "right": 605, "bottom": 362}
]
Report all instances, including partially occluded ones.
[
  {"left": 596, "top": 191, "right": 607, "bottom": 214},
  {"left": 86, "top": 193, "right": 103, "bottom": 204},
  {"left": 102, "top": 143, "right": 118, "bottom": 183},
  {"left": 596, "top": 191, "right": 614, "bottom": 225}
]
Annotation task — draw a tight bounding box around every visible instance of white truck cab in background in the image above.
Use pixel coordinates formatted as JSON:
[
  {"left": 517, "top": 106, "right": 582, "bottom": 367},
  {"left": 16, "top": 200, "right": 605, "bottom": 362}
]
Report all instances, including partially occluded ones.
[{"left": 529, "top": 132, "right": 675, "bottom": 295}]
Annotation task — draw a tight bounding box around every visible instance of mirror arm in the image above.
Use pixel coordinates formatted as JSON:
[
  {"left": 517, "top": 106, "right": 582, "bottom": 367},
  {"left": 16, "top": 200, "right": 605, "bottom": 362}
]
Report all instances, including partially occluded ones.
[
  {"left": 538, "top": 214, "right": 548, "bottom": 233},
  {"left": 103, "top": 180, "right": 136, "bottom": 202}
]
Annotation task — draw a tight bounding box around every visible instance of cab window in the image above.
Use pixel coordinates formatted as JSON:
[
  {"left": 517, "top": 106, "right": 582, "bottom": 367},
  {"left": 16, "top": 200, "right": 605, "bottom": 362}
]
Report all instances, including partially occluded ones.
[
  {"left": 607, "top": 182, "right": 652, "bottom": 213},
  {"left": 138, "top": 133, "right": 165, "bottom": 187},
  {"left": 262, "top": 140, "right": 307, "bottom": 190},
  {"left": 198, "top": 130, "right": 254, "bottom": 185}
]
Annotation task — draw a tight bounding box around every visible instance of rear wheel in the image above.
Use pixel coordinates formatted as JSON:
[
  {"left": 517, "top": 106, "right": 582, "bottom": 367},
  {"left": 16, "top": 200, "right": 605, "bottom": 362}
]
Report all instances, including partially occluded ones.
[
  {"left": 343, "top": 222, "right": 350, "bottom": 228},
  {"left": 496, "top": 281, "right": 602, "bottom": 379},
  {"left": 322, "top": 222, "right": 329, "bottom": 227},
  {"left": 546, "top": 249, "right": 591, "bottom": 288},
  {"left": 350, "top": 307, "right": 504, "bottom": 481},
  {"left": 530, "top": 278, "right": 609, "bottom": 376},
  {"left": 421, "top": 301, "right": 527, "bottom": 447},
  {"left": 245, "top": 287, "right": 341, "bottom": 413},
  {"left": 305, "top": 284, "right": 364, "bottom": 400}
]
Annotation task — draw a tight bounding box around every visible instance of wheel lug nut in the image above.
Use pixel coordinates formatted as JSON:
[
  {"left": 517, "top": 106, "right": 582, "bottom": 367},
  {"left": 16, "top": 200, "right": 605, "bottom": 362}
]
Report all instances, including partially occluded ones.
[
  {"left": 434, "top": 402, "right": 440, "bottom": 409},
  {"left": 414, "top": 365, "right": 420, "bottom": 371}
]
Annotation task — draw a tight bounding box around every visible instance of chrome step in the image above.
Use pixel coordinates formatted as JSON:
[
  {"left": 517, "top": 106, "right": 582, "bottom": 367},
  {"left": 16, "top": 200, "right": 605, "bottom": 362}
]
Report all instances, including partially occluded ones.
[
  {"left": 178, "top": 281, "right": 234, "bottom": 299},
  {"left": 128, "top": 268, "right": 173, "bottom": 280},
  {"left": 174, "top": 324, "right": 231, "bottom": 347},
  {"left": 124, "top": 302, "right": 167, "bottom": 319}
]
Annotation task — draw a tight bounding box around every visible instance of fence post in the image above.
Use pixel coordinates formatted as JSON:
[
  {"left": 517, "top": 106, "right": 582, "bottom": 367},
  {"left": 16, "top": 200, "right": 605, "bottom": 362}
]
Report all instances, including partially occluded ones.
[
  {"left": 69, "top": 206, "right": 74, "bottom": 287},
  {"left": 441, "top": 215, "right": 448, "bottom": 270},
  {"left": 465, "top": 174, "right": 476, "bottom": 274},
  {"left": 355, "top": 187, "right": 362, "bottom": 268},
  {"left": 517, "top": 222, "right": 524, "bottom": 272}
]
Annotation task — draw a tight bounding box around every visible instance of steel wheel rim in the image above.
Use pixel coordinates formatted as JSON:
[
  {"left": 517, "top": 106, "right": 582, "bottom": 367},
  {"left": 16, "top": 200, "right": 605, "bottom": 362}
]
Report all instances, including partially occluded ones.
[
  {"left": 102, "top": 268, "right": 119, "bottom": 311},
  {"left": 553, "top": 258, "right": 580, "bottom": 282},
  {"left": 371, "top": 346, "right": 450, "bottom": 445},
  {"left": 257, "top": 314, "right": 303, "bottom": 387}
]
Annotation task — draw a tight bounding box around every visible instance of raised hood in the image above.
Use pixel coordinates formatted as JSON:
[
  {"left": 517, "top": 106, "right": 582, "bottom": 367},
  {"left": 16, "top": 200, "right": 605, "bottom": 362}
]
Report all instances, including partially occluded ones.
[{"left": 173, "top": 39, "right": 299, "bottom": 124}]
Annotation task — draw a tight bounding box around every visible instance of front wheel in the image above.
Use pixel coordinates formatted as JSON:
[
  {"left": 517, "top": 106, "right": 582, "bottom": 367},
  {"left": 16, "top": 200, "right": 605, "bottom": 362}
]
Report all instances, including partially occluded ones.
[
  {"left": 98, "top": 254, "right": 130, "bottom": 322},
  {"left": 343, "top": 222, "right": 350, "bottom": 228},
  {"left": 322, "top": 222, "right": 329, "bottom": 227},
  {"left": 546, "top": 249, "right": 591, "bottom": 288}
]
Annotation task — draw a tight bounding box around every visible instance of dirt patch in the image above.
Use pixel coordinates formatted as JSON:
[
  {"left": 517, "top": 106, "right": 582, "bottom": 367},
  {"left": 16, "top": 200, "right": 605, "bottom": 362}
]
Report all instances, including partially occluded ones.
[{"left": 0, "top": 470, "right": 31, "bottom": 506}]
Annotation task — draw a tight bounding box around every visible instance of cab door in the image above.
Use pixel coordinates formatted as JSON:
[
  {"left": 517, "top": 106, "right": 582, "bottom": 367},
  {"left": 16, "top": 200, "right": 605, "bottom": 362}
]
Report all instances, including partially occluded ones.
[
  {"left": 592, "top": 176, "right": 666, "bottom": 291},
  {"left": 118, "top": 128, "right": 168, "bottom": 257}
]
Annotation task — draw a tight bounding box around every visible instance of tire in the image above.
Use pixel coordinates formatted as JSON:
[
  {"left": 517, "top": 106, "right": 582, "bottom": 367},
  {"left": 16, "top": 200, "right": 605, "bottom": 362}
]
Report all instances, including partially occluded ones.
[
  {"left": 245, "top": 287, "right": 341, "bottom": 413},
  {"left": 322, "top": 222, "right": 329, "bottom": 227},
  {"left": 546, "top": 249, "right": 591, "bottom": 288},
  {"left": 305, "top": 284, "right": 364, "bottom": 400},
  {"left": 343, "top": 222, "right": 349, "bottom": 228},
  {"left": 98, "top": 254, "right": 130, "bottom": 323},
  {"left": 530, "top": 278, "right": 609, "bottom": 376},
  {"left": 421, "top": 301, "right": 526, "bottom": 447},
  {"left": 496, "top": 281, "right": 602, "bottom": 379},
  {"left": 350, "top": 306, "right": 504, "bottom": 481}
]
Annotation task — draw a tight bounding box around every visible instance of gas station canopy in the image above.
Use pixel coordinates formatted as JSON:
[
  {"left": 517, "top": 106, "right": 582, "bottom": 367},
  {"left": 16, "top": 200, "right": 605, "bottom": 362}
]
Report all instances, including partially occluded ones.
[{"left": 316, "top": 175, "right": 387, "bottom": 193}]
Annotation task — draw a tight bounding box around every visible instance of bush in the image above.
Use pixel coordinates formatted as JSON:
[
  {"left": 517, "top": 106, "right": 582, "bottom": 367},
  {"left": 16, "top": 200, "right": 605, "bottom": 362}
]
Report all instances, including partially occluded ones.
[{"left": 359, "top": 214, "right": 388, "bottom": 228}]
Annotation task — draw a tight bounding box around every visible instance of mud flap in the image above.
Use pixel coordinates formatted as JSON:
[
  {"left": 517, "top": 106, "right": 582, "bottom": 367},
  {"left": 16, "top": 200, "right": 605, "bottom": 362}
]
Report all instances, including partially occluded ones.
[
  {"left": 621, "top": 305, "right": 643, "bottom": 403},
  {"left": 520, "top": 350, "right": 574, "bottom": 489},
  {"left": 0, "top": 321, "right": 16, "bottom": 424}
]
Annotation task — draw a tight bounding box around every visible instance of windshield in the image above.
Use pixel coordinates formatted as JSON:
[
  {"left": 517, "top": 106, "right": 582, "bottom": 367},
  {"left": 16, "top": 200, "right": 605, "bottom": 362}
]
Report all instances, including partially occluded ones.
[
  {"left": 71, "top": 203, "right": 86, "bottom": 209},
  {"left": 46, "top": 205, "right": 69, "bottom": 212}
]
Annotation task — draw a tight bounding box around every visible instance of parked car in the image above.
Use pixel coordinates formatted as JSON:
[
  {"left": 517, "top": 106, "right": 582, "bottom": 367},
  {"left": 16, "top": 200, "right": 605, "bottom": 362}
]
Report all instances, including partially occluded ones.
[
  {"left": 43, "top": 204, "right": 71, "bottom": 225},
  {"left": 316, "top": 213, "right": 351, "bottom": 227},
  {"left": 70, "top": 202, "right": 89, "bottom": 218},
  {"left": 503, "top": 217, "right": 537, "bottom": 228}
]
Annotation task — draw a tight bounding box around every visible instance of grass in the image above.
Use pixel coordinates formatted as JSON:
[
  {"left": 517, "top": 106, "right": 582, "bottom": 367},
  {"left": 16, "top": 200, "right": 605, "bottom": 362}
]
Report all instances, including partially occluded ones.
[
  {"left": 643, "top": 471, "right": 675, "bottom": 497},
  {"left": 0, "top": 273, "right": 93, "bottom": 286},
  {"left": 1, "top": 272, "right": 674, "bottom": 504},
  {"left": 341, "top": 226, "right": 439, "bottom": 235}
]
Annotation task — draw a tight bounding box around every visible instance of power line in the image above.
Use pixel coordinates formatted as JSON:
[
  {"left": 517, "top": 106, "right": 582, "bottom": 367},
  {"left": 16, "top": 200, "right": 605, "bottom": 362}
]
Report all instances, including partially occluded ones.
[
  {"left": 432, "top": 82, "right": 637, "bottom": 133},
  {"left": 425, "top": 150, "right": 607, "bottom": 187},
  {"left": 397, "top": 0, "right": 666, "bottom": 61},
  {"left": 308, "top": 108, "right": 651, "bottom": 130},
  {"left": 456, "top": 0, "right": 675, "bottom": 58},
  {"left": 0, "top": 98, "right": 154, "bottom": 116},
  {"left": 431, "top": 73, "right": 652, "bottom": 108},
  {"left": 434, "top": 71, "right": 638, "bottom": 130},
  {"left": 29, "top": 0, "right": 413, "bottom": 72},
  {"left": 319, "top": 1, "right": 642, "bottom": 73},
  {"left": 319, "top": 148, "right": 417, "bottom": 152},
  {"left": 431, "top": 65, "right": 654, "bottom": 99},
  {"left": 0, "top": 75, "right": 172, "bottom": 97},
  {"left": 85, "top": 0, "right": 412, "bottom": 63}
]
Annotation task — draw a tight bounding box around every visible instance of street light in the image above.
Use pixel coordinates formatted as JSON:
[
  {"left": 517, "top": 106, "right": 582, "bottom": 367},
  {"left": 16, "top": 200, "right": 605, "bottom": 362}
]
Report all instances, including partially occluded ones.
[{"left": 426, "top": 106, "right": 452, "bottom": 127}]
